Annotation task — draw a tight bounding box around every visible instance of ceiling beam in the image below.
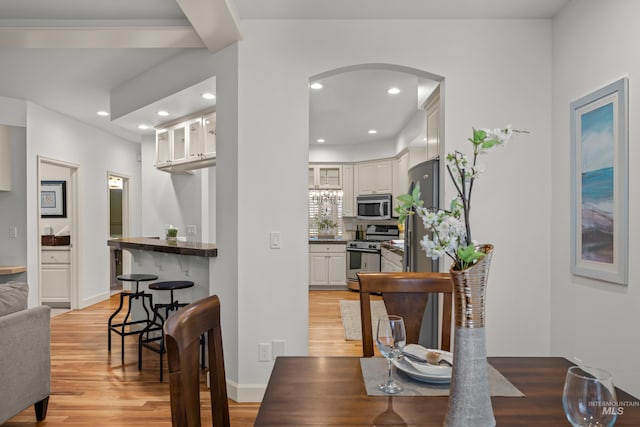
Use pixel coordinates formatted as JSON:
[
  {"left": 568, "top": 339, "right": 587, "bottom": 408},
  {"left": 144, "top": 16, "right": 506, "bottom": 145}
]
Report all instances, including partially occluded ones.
[
  {"left": 175, "top": 0, "right": 242, "bottom": 53},
  {"left": 0, "top": 26, "right": 205, "bottom": 48}
]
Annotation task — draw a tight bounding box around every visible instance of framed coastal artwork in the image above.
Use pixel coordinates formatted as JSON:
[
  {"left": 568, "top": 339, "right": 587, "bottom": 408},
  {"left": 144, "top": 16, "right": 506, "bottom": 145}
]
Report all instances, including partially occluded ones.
[
  {"left": 40, "top": 180, "right": 67, "bottom": 218},
  {"left": 570, "top": 78, "right": 628, "bottom": 285}
]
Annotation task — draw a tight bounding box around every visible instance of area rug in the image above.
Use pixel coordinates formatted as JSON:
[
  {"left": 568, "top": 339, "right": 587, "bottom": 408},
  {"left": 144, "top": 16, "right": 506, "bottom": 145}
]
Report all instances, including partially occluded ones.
[{"left": 339, "top": 300, "right": 388, "bottom": 341}]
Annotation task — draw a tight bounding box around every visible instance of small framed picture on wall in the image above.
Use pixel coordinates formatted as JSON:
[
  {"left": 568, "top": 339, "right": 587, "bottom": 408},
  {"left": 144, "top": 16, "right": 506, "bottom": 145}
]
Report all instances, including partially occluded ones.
[{"left": 40, "top": 180, "right": 67, "bottom": 218}]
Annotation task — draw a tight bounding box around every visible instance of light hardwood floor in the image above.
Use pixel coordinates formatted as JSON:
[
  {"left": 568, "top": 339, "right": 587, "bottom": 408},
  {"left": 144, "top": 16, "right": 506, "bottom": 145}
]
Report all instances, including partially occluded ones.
[{"left": 4, "top": 290, "right": 365, "bottom": 426}]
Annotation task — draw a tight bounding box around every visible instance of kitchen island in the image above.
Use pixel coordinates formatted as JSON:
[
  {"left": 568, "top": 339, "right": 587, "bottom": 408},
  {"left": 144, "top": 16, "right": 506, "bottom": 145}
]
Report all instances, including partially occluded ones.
[{"left": 107, "top": 237, "right": 217, "bottom": 308}]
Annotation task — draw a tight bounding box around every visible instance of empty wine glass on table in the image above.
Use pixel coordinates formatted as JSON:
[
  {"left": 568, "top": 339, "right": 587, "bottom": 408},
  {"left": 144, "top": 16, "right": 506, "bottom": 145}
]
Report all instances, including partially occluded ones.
[
  {"left": 376, "top": 315, "right": 406, "bottom": 394},
  {"left": 562, "top": 365, "right": 618, "bottom": 427}
]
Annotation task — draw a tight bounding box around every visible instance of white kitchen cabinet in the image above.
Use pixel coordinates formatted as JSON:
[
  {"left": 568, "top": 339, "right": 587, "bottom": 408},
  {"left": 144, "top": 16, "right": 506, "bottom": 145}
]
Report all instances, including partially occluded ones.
[
  {"left": 187, "top": 117, "right": 203, "bottom": 160},
  {"left": 393, "top": 153, "right": 409, "bottom": 210},
  {"left": 202, "top": 112, "right": 217, "bottom": 157},
  {"left": 309, "top": 244, "right": 347, "bottom": 287},
  {"left": 357, "top": 159, "right": 393, "bottom": 195},
  {"left": 425, "top": 91, "right": 440, "bottom": 160},
  {"left": 155, "top": 130, "right": 171, "bottom": 166},
  {"left": 0, "top": 125, "right": 10, "bottom": 191},
  {"left": 381, "top": 247, "right": 403, "bottom": 272},
  {"left": 309, "top": 164, "right": 342, "bottom": 189},
  {"left": 41, "top": 248, "right": 71, "bottom": 307},
  {"left": 342, "top": 164, "right": 355, "bottom": 217},
  {"left": 172, "top": 124, "right": 187, "bottom": 162},
  {"left": 155, "top": 110, "right": 217, "bottom": 173}
]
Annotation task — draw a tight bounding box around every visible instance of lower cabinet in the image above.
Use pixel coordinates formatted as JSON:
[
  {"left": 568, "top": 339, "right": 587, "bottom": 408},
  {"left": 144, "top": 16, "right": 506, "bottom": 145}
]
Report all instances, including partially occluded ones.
[
  {"left": 381, "top": 247, "right": 403, "bottom": 272},
  {"left": 309, "top": 244, "right": 347, "bottom": 287},
  {"left": 41, "top": 248, "right": 71, "bottom": 307}
]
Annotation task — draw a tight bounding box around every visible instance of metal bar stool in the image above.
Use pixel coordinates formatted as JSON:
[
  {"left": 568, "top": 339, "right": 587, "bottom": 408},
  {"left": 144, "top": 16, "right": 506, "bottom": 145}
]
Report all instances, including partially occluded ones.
[
  {"left": 138, "top": 280, "right": 199, "bottom": 381},
  {"left": 108, "top": 273, "right": 158, "bottom": 362}
]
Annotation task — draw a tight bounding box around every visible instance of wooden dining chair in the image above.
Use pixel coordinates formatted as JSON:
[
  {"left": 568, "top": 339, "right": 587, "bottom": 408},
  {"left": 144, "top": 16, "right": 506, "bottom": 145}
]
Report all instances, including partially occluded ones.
[
  {"left": 163, "top": 295, "right": 230, "bottom": 427},
  {"left": 356, "top": 271, "right": 453, "bottom": 357}
]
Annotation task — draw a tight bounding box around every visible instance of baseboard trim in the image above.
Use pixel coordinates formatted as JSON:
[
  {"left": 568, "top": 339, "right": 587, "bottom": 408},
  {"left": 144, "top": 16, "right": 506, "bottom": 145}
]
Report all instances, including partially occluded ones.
[
  {"left": 226, "top": 379, "right": 266, "bottom": 403},
  {"left": 81, "top": 291, "right": 109, "bottom": 309}
]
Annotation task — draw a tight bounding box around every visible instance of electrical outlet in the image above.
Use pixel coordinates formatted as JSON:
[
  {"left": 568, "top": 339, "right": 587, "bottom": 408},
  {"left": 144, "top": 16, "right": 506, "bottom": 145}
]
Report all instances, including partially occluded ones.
[
  {"left": 259, "top": 343, "right": 272, "bottom": 362},
  {"left": 186, "top": 225, "right": 197, "bottom": 236},
  {"left": 8, "top": 226, "right": 17, "bottom": 238}
]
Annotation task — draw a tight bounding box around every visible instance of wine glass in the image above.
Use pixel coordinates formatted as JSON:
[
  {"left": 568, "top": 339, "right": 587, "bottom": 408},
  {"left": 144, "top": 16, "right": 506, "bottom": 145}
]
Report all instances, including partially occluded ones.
[
  {"left": 562, "top": 365, "right": 618, "bottom": 427},
  {"left": 376, "top": 315, "right": 406, "bottom": 394}
]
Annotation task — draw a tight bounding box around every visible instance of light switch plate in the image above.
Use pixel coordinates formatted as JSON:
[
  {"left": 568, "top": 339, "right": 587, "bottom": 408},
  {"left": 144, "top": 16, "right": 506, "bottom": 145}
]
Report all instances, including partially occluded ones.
[{"left": 270, "top": 231, "right": 281, "bottom": 249}]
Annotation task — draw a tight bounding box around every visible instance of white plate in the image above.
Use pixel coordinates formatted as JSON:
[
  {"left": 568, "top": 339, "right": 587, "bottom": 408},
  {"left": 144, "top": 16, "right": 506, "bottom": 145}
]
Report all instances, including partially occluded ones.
[
  {"left": 393, "top": 353, "right": 452, "bottom": 384},
  {"left": 393, "top": 358, "right": 451, "bottom": 384}
]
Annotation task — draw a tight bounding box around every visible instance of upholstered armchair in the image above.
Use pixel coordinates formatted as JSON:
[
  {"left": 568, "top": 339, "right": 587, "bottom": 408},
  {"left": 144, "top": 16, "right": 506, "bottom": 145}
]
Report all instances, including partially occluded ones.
[{"left": 0, "top": 281, "right": 51, "bottom": 423}]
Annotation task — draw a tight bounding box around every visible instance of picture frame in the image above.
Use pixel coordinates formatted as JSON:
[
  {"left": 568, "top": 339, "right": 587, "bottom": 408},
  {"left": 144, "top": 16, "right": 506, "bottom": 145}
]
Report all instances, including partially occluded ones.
[
  {"left": 570, "top": 78, "right": 628, "bottom": 285},
  {"left": 40, "top": 180, "right": 67, "bottom": 218}
]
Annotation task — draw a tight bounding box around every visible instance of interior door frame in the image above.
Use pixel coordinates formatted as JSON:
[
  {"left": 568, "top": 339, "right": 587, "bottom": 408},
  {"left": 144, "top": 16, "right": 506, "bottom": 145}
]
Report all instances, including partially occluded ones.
[
  {"left": 37, "top": 155, "right": 80, "bottom": 309},
  {"left": 107, "top": 171, "right": 131, "bottom": 278}
]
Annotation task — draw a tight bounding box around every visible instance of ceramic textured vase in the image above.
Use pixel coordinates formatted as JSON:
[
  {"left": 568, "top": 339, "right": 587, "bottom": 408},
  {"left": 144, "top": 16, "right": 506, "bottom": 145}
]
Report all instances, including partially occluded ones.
[{"left": 444, "top": 244, "right": 495, "bottom": 427}]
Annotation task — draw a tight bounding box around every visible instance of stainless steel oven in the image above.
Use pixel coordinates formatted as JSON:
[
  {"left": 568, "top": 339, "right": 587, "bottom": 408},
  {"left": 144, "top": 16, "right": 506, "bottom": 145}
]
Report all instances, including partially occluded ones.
[
  {"left": 346, "top": 224, "right": 399, "bottom": 281},
  {"left": 346, "top": 245, "right": 381, "bottom": 281}
]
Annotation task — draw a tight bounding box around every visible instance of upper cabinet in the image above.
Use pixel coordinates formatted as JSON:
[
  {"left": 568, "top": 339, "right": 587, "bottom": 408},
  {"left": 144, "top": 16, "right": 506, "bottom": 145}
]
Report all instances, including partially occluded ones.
[
  {"left": 393, "top": 153, "right": 409, "bottom": 210},
  {"left": 309, "top": 164, "right": 342, "bottom": 189},
  {"left": 0, "top": 125, "right": 11, "bottom": 191},
  {"left": 357, "top": 159, "right": 393, "bottom": 195},
  {"left": 187, "top": 113, "right": 217, "bottom": 161},
  {"left": 342, "top": 164, "right": 355, "bottom": 217},
  {"left": 425, "top": 90, "right": 440, "bottom": 161},
  {"left": 155, "top": 110, "right": 216, "bottom": 173}
]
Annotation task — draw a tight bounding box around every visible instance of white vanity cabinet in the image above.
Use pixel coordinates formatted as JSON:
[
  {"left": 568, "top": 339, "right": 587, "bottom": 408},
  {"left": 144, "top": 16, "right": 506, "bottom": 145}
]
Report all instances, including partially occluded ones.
[
  {"left": 41, "top": 247, "right": 71, "bottom": 307},
  {"left": 309, "top": 243, "right": 347, "bottom": 287}
]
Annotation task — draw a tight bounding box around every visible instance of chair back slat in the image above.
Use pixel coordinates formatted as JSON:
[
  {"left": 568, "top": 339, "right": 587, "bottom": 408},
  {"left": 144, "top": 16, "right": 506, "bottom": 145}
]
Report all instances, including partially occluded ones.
[
  {"left": 164, "top": 295, "right": 230, "bottom": 427},
  {"left": 357, "top": 272, "right": 453, "bottom": 357}
]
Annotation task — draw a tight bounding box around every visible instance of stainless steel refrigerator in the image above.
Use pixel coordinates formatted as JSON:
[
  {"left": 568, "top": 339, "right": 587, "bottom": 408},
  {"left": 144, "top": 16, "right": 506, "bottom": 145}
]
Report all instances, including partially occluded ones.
[{"left": 403, "top": 159, "right": 440, "bottom": 348}]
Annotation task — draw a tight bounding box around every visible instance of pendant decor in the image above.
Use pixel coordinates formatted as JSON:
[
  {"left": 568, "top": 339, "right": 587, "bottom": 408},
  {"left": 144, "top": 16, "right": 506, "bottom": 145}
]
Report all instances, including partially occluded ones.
[{"left": 444, "top": 244, "right": 495, "bottom": 427}]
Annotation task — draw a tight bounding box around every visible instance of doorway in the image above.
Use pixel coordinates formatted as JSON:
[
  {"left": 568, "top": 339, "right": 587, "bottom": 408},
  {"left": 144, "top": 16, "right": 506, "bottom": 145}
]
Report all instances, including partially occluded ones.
[
  {"left": 38, "top": 156, "right": 79, "bottom": 309},
  {"left": 108, "top": 173, "right": 130, "bottom": 294}
]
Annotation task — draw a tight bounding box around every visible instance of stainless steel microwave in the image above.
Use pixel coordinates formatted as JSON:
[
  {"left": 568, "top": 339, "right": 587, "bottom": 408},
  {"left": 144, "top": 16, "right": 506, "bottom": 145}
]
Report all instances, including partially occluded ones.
[{"left": 356, "top": 194, "right": 393, "bottom": 220}]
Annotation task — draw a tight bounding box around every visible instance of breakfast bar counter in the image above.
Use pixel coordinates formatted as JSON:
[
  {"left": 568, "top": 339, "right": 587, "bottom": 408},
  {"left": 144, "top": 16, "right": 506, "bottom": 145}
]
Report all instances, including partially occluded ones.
[
  {"left": 107, "top": 237, "right": 216, "bottom": 309},
  {"left": 107, "top": 237, "right": 217, "bottom": 257}
]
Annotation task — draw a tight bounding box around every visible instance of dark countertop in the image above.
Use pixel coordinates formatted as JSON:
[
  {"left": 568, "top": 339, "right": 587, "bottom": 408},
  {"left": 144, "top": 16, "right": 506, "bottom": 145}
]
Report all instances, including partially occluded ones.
[
  {"left": 308, "top": 238, "right": 348, "bottom": 245},
  {"left": 108, "top": 237, "right": 217, "bottom": 258}
]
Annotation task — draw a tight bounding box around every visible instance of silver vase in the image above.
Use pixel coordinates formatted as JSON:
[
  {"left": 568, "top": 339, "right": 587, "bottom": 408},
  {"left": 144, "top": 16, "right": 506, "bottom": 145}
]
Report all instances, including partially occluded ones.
[{"left": 444, "top": 244, "right": 495, "bottom": 427}]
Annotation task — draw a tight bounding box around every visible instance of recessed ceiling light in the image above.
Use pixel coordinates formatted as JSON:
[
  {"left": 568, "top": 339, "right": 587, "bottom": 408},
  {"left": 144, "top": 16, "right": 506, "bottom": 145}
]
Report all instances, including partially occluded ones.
[
  {"left": 157, "top": 110, "right": 169, "bottom": 117},
  {"left": 137, "top": 124, "right": 150, "bottom": 130},
  {"left": 388, "top": 87, "right": 401, "bottom": 95},
  {"left": 96, "top": 111, "right": 109, "bottom": 117},
  {"left": 202, "top": 93, "right": 216, "bottom": 100},
  {"left": 310, "top": 82, "right": 323, "bottom": 90},
  {"left": 317, "top": 138, "right": 326, "bottom": 143},
  {"left": 368, "top": 129, "right": 377, "bottom": 134}
]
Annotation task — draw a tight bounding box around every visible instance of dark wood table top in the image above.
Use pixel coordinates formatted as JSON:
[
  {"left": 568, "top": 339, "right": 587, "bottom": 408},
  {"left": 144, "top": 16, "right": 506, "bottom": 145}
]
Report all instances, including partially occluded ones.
[{"left": 254, "top": 356, "right": 640, "bottom": 426}]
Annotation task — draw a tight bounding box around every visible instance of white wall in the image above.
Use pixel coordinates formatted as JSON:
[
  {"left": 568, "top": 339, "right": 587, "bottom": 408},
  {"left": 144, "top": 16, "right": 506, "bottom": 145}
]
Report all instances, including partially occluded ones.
[
  {"left": 551, "top": 0, "right": 640, "bottom": 397},
  {"left": 140, "top": 135, "right": 203, "bottom": 239},
  {"left": 0, "top": 125, "right": 27, "bottom": 283},
  {"left": 236, "top": 18, "right": 552, "bottom": 395},
  {"left": 25, "top": 103, "right": 142, "bottom": 308}
]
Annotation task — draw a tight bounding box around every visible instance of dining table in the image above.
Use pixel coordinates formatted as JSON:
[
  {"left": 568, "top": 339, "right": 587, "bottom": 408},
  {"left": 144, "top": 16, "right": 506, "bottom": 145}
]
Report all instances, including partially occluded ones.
[{"left": 254, "top": 356, "right": 640, "bottom": 426}]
